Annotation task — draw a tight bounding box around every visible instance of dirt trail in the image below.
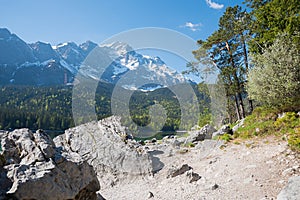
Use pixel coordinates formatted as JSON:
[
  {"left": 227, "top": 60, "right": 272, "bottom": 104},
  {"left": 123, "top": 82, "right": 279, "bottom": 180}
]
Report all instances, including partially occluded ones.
[{"left": 101, "top": 136, "right": 300, "bottom": 200}]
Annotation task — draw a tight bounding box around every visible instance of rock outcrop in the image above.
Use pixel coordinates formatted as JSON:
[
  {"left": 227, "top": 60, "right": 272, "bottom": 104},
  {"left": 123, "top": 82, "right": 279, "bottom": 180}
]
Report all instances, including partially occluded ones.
[
  {"left": 212, "top": 125, "right": 233, "bottom": 138},
  {"left": 0, "top": 129, "right": 100, "bottom": 200},
  {"left": 186, "top": 124, "right": 217, "bottom": 142},
  {"left": 54, "top": 116, "right": 162, "bottom": 188}
]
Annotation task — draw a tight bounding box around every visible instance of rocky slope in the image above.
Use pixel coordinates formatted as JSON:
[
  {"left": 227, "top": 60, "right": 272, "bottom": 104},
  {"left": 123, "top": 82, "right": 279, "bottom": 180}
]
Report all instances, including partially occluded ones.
[
  {"left": 1, "top": 116, "right": 299, "bottom": 199},
  {"left": 54, "top": 116, "right": 163, "bottom": 188}
]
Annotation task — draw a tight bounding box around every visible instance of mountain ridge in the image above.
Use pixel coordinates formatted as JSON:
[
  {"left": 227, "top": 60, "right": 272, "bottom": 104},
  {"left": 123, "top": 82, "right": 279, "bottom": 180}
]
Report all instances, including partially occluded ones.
[{"left": 0, "top": 28, "right": 189, "bottom": 90}]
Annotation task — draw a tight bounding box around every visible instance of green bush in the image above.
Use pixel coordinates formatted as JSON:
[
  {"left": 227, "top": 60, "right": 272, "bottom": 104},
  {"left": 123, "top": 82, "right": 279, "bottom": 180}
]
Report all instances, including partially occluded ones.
[
  {"left": 247, "top": 33, "right": 300, "bottom": 109},
  {"left": 289, "top": 128, "right": 300, "bottom": 152}
]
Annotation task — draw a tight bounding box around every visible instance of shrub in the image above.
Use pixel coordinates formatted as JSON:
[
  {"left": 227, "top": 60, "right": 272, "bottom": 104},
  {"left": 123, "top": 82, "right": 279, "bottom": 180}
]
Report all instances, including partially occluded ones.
[{"left": 247, "top": 33, "right": 300, "bottom": 109}]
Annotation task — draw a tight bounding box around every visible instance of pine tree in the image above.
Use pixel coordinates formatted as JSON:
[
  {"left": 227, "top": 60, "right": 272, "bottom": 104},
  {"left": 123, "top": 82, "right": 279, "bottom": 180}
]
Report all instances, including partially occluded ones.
[
  {"left": 187, "top": 6, "right": 253, "bottom": 122},
  {"left": 245, "top": 0, "right": 300, "bottom": 53}
]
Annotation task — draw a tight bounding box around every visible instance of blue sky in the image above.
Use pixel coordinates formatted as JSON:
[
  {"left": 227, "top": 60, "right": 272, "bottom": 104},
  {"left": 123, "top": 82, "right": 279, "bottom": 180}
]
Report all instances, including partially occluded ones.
[
  {"left": 1, "top": 0, "right": 245, "bottom": 44},
  {"left": 0, "top": 0, "right": 245, "bottom": 78}
]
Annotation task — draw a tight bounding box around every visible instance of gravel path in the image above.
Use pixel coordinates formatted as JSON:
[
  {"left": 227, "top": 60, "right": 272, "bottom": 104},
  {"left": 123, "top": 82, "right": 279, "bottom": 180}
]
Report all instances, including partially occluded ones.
[{"left": 100, "top": 136, "right": 300, "bottom": 200}]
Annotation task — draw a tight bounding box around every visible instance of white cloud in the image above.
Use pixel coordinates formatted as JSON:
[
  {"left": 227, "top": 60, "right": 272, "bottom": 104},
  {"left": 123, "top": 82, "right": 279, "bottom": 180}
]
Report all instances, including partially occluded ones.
[
  {"left": 205, "top": 0, "right": 224, "bottom": 9},
  {"left": 181, "top": 22, "right": 202, "bottom": 32}
]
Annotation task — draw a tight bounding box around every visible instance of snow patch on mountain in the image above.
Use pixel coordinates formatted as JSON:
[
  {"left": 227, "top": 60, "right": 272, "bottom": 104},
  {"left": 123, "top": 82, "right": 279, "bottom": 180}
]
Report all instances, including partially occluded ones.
[{"left": 52, "top": 42, "right": 69, "bottom": 50}]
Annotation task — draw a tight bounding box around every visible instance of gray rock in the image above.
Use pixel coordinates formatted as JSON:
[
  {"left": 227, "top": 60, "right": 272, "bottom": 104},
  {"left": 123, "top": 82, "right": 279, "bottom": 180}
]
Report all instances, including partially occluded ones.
[
  {"left": 277, "top": 176, "right": 300, "bottom": 200},
  {"left": 212, "top": 125, "right": 232, "bottom": 138},
  {"left": 0, "top": 128, "right": 100, "bottom": 200},
  {"left": 148, "top": 191, "right": 154, "bottom": 198},
  {"left": 278, "top": 112, "right": 286, "bottom": 119},
  {"left": 167, "top": 164, "right": 192, "bottom": 178},
  {"left": 212, "top": 183, "right": 219, "bottom": 190},
  {"left": 54, "top": 116, "right": 163, "bottom": 189},
  {"left": 97, "top": 193, "right": 106, "bottom": 200},
  {"left": 185, "top": 124, "right": 217, "bottom": 144},
  {"left": 186, "top": 170, "right": 201, "bottom": 183},
  {"left": 151, "top": 138, "right": 157, "bottom": 143},
  {"left": 186, "top": 124, "right": 217, "bottom": 143},
  {"left": 232, "top": 118, "right": 245, "bottom": 133},
  {"left": 171, "top": 139, "right": 184, "bottom": 148}
]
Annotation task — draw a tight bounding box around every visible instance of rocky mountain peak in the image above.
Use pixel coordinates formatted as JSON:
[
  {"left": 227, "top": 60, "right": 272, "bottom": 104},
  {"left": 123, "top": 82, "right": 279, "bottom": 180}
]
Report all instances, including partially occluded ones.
[
  {"left": 0, "top": 28, "right": 36, "bottom": 65},
  {"left": 0, "top": 28, "right": 189, "bottom": 88},
  {"left": 0, "top": 28, "right": 11, "bottom": 39},
  {"left": 30, "top": 41, "right": 59, "bottom": 62},
  {"left": 101, "top": 41, "right": 134, "bottom": 57},
  {"left": 80, "top": 40, "right": 97, "bottom": 52}
]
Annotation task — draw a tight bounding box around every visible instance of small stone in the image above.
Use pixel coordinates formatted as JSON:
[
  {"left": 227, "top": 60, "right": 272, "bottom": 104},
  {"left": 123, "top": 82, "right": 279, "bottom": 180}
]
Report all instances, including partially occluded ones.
[
  {"left": 212, "top": 183, "right": 219, "bottom": 190},
  {"left": 186, "top": 170, "right": 201, "bottom": 183},
  {"left": 168, "top": 164, "right": 192, "bottom": 178},
  {"left": 151, "top": 138, "right": 157, "bottom": 143},
  {"left": 282, "top": 168, "right": 295, "bottom": 176},
  {"left": 292, "top": 165, "right": 299, "bottom": 170},
  {"left": 148, "top": 191, "right": 154, "bottom": 198}
]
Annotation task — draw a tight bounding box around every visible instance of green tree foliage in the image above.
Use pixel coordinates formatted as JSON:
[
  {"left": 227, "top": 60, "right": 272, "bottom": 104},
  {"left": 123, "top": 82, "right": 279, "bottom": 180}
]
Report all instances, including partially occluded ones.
[
  {"left": 187, "top": 6, "right": 252, "bottom": 123},
  {"left": 0, "top": 82, "right": 210, "bottom": 132},
  {"left": 247, "top": 33, "right": 300, "bottom": 109},
  {"left": 245, "top": 0, "right": 300, "bottom": 53}
]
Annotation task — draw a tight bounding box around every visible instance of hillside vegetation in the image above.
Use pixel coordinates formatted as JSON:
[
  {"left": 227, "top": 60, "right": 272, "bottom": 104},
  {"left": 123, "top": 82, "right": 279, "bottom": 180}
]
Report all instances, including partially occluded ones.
[
  {"left": 186, "top": 0, "right": 300, "bottom": 151},
  {"left": 234, "top": 107, "right": 300, "bottom": 151}
]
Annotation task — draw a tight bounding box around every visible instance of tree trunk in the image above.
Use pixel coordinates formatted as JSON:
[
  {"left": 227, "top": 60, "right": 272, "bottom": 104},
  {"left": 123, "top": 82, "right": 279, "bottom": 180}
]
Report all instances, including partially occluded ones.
[
  {"left": 249, "top": 99, "right": 254, "bottom": 114},
  {"left": 226, "top": 40, "right": 246, "bottom": 118},
  {"left": 238, "top": 92, "right": 245, "bottom": 118},
  {"left": 234, "top": 94, "right": 241, "bottom": 120},
  {"left": 227, "top": 95, "right": 233, "bottom": 124},
  {"left": 241, "top": 33, "right": 253, "bottom": 114}
]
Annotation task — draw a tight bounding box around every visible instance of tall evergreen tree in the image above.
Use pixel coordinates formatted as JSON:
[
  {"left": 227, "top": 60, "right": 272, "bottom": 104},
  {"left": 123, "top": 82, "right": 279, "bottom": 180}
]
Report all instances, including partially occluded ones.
[
  {"left": 187, "top": 6, "right": 252, "bottom": 122},
  {"left": 245, "top": 0, "right": 300, "bottom": 53}
]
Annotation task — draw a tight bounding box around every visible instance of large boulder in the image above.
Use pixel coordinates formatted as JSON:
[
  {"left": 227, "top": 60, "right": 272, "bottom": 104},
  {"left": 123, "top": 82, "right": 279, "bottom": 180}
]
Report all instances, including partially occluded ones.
[
  {"left": 0, "top": 129, "right": 100, "bottom": 200},
  {"left": 212, "top": 125, "right": 233, "bottom": 138},
  {"left": 186, "top": 124, "right": 217, "bottom": 143},
  {"left": 277, "top": 176, "right": 300, "bottom": 200},
  {"left": 54, "top": 116, "right": 162, "bottom": 188}
]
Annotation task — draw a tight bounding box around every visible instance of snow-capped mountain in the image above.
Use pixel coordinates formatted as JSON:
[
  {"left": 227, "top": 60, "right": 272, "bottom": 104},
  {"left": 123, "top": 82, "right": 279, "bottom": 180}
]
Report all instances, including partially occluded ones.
[
  {"left": 0, "top": 28, "right": 189, "bottom": 89},
  {"left": 97, "top": 42, "right": 186, "bottom": 90}
]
